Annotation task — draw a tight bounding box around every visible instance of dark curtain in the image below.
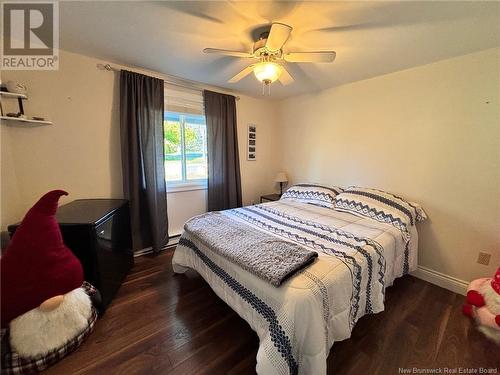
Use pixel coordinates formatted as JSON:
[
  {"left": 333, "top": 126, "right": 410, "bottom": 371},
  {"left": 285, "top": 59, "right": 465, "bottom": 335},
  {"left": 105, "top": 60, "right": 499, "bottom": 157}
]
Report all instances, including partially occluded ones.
[
  {"left": 120, "top": 70, "right": 168, "bottom": 253},
  {"left": 203, "top": 90, "right": 242, "bottom": 211}
]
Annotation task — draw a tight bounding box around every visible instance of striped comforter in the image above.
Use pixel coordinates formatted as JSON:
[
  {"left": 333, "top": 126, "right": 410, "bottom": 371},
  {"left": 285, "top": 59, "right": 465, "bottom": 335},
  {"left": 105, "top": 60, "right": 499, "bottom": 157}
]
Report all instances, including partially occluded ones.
[{"left": 172, "top": 200, "right": 418, "bottom": 374}]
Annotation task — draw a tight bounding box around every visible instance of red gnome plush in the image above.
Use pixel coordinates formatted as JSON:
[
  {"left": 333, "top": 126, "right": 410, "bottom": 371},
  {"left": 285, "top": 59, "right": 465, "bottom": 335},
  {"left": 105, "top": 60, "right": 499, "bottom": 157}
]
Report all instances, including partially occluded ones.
[
  {"left": 463, "top": 267, "right": 500, "bottom": 344},
  {"left": 1, "top": 190, "right": 98, "bottom": 373}
]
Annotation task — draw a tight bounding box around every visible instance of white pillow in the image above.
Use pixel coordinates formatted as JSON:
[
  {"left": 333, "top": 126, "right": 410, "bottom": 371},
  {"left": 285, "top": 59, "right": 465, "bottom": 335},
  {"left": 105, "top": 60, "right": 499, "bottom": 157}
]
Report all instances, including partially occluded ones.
[
  {"left": 280, "top": 184, "right": 343, "bottom": 209},
  {"left": 334, "top": 187, "right": 426, "bottom": 240}
]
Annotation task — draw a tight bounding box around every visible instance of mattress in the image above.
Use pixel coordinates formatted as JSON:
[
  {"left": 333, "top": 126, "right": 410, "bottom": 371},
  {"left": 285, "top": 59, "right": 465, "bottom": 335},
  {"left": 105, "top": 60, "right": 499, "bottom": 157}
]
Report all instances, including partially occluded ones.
[{"left": 172, "top": 199, "right": 418, "bottom": 374}]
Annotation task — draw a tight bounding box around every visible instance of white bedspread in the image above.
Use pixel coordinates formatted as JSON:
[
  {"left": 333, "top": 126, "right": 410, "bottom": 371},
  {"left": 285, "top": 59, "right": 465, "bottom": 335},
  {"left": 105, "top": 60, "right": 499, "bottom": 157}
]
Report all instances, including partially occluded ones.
[{"left": 172, "top": 200, "right": 418, "bottom": 374}]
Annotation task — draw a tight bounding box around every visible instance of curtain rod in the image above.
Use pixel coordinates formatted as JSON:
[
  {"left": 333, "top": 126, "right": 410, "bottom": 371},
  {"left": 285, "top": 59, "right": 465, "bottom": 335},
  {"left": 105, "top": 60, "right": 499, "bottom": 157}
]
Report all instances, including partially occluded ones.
[{"left": 96, "top": 63, "right": 240, "bottom": 100}]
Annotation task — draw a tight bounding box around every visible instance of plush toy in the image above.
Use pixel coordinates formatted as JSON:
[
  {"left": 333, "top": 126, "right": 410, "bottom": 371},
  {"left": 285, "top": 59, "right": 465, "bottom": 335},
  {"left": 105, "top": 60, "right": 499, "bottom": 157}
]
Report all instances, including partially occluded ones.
[
  {"left": 463, "top": 267, "right": 500, "bottom": 344},
  {"left": 1, "top": 190, "right": 99, "bottom": 373}
]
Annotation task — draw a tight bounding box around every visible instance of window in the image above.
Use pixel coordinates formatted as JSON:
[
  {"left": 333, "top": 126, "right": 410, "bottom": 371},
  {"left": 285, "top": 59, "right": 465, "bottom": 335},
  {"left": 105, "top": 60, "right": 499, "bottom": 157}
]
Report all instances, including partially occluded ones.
[{"left": 164, "top": 111, "right": 208, "bottom": 187}]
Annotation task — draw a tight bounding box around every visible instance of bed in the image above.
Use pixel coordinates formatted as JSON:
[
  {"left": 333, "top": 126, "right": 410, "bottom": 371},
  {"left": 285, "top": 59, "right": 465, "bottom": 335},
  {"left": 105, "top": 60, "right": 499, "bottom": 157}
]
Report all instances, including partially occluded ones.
[{"left": 172, "top": 193, "right": 420, "bottom": 374}]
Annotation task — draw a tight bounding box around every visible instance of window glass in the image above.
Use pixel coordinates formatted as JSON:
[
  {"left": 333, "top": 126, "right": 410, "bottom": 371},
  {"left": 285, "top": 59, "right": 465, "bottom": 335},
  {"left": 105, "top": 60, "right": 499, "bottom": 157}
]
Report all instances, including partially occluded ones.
[
  {"left": 164, "top": 112, "right": 207, "bottom": 185},
  {"left": 185, "top": 115, "right": 208, "bottom": 180},
  {"left": 164, "top": 113, "right": 182, "bottom": 182}
]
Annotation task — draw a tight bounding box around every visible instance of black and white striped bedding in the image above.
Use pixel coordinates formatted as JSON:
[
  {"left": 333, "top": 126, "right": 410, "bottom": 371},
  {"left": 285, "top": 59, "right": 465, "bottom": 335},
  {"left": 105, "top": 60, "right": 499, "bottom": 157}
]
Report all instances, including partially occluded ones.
[
  {"left": 173, "top": 198, "right": 420, "bottom": 374},
  {"left": 334, "top": 186, "right": 426, "bottom": 274}
]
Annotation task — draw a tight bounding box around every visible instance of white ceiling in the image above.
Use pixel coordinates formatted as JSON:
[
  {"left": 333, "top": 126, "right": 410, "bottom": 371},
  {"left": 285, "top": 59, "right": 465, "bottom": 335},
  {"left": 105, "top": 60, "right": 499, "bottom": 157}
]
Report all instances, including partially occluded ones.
[{"left": 60, "top": 1, "right": 500, "bottom": 99}]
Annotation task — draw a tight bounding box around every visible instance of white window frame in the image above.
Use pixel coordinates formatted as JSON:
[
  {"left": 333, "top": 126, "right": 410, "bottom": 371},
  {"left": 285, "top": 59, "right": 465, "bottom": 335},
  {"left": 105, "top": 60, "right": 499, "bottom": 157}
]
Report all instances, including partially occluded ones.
[{"left": 165, "top": 112, "right": 208, "bottom": 193}]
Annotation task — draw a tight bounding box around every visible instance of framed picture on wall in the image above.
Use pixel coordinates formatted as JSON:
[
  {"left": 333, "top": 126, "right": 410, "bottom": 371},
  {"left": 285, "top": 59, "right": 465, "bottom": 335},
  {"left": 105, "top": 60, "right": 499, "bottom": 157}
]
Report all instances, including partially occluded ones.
[{"left": 247, "top": 124, "right": 256, "bottom": 161}]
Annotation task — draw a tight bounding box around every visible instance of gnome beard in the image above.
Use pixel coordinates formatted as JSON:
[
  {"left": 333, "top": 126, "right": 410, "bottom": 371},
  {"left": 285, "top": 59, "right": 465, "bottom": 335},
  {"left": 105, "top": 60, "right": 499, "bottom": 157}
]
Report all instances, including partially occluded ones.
[
  {"left": 480, "top": 281, "right": 500, "bottom": 315},
  {"left": 9, "top": 288, "right": 92, "bottom": 358}
]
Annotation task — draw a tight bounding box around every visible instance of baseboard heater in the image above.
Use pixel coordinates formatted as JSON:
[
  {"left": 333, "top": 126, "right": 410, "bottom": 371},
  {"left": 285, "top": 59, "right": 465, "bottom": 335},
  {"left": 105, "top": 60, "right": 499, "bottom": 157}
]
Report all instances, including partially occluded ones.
[{"left": 134, "top": 234, "right": 181, "bottom": 257}]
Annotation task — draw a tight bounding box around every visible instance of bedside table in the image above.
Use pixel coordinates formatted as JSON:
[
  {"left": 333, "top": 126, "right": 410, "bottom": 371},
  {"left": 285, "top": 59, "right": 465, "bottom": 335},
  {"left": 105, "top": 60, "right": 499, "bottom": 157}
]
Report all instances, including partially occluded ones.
[{"left": 260, "top": 193, "right": 281, "bottom": 203}]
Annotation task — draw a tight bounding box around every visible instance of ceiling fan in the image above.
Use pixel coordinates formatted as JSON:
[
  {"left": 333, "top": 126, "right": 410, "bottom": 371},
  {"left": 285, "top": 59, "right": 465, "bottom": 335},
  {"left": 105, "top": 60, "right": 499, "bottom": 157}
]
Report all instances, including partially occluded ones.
[{"left": 203, "top": 22, "right": 336, "bottom": 94}]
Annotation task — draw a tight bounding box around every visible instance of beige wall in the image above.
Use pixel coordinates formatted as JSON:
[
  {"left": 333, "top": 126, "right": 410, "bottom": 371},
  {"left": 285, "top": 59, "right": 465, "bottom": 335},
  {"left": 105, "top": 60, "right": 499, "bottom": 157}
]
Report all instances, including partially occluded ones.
[
  {"left": 1, "top": 50, "right": 122, "bottom": 229},
  {"left": 0, "top": 49, "right": 281, "bottom": 235},
  {"left": 237, "top": 95, "right": 281, "bottom": 205},
  {"left": 276, "top": 48, "right": 500, "bottom": 283}
]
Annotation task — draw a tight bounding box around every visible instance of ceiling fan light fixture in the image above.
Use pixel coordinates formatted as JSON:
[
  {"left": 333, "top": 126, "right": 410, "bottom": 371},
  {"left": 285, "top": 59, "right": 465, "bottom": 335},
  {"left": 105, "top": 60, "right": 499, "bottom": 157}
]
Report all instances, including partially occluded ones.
[
  {"left": 253, "top": 61, "right": 282, "bottom": 84},
  {"left": 204, "top": 22, "right": 335, "bottom": 94}
]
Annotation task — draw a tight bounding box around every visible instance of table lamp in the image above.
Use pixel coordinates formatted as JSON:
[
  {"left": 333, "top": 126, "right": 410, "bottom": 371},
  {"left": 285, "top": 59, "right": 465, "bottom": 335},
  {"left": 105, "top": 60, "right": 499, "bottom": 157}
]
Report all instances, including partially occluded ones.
[{"left": 275, "top": 172, "right": 288, "bottom": 196}]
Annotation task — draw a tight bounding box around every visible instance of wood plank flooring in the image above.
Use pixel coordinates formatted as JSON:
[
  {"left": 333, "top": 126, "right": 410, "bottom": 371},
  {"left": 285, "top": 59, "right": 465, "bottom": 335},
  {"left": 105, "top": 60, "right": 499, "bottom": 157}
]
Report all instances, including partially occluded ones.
[{"left": 45, "top": 247, "right": 499, "bottom": 374}]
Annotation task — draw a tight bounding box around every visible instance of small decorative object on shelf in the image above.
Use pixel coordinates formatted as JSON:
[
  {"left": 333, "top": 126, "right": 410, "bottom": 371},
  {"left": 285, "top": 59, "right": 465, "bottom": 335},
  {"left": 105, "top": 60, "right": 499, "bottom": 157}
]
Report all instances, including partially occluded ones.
[
  {"left": 5, "top": 112, "right": 24, "bottom": 118},
  {"left": 274, "top": 172, "right": 288, "bottom": 196},
  {"left": 260, "top": 193, "right": 281, "bottom": 203},
  {"left": 248, "top": 124, "right": 256, "bottom": 160},
  {"left": 5, "top": 81, "right": 27, "bottom": 95}
]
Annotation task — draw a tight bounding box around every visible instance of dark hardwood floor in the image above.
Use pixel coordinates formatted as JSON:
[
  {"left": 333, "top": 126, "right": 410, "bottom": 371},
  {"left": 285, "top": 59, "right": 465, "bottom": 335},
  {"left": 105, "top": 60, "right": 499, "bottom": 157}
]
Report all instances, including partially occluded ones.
[{"left": 46, "top": 247, "right": 499, "bottom": 374}]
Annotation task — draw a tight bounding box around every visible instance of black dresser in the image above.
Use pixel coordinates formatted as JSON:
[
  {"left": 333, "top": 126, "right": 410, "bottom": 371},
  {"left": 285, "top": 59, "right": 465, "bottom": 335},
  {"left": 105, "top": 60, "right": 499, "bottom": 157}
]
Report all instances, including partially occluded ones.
[{"left": 8, "top": 199, "right": 134, "bottom": 312}]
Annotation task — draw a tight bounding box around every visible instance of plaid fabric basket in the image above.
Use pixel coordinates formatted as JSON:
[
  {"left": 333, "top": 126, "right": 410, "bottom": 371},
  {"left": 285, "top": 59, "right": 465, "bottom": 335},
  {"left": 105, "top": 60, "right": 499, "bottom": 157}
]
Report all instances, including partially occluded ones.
[{"left": 1, "top": 282, "right": 99, "bottom": 374}]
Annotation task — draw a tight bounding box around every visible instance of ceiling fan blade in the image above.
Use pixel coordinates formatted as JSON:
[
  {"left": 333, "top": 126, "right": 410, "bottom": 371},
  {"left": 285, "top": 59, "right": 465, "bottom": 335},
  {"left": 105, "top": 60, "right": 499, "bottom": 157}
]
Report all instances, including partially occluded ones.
[
  {"left": 284, "top": 51, "right": 336, "bottom": 63},
  {"left": 161, "top": 3, "right": 225, "bottom": 24},
  {"left": 265, "top": 22, "right": 292, "bottom": 52},
  {"left": 313, "top": 23, "right": 381, "bottom": 33},
  {"left": 278, "top": 66, "right": 294, "bottom": 85},
  {"left": 228, "top": 65, "right": 255, "bottom": 83},
  {"left": 203, "top": 48, "right": 253, "bottom": 58}
]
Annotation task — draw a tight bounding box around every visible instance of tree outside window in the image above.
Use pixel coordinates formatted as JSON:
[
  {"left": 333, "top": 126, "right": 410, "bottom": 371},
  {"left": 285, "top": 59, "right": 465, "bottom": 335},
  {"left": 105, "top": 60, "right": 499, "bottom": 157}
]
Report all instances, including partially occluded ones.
[{"left": 164, "top": 112, "right": 207, "bottom": 184}]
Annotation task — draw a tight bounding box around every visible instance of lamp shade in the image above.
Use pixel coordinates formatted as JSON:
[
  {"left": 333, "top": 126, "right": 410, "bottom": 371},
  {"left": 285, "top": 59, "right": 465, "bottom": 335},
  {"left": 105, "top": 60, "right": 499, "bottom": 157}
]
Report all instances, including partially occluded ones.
[
  {"left": 274, "top": 172, "right": 288, "bottom": 183},
  {"left": 253, "top": 62, "right": 283, "bottom": 84}
]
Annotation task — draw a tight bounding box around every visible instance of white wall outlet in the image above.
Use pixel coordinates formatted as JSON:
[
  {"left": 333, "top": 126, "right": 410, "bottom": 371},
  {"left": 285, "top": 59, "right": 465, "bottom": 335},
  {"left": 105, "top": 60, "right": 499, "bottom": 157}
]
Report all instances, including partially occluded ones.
[{"left": 477, "top": 251, "right": 491, "bottom": 266}]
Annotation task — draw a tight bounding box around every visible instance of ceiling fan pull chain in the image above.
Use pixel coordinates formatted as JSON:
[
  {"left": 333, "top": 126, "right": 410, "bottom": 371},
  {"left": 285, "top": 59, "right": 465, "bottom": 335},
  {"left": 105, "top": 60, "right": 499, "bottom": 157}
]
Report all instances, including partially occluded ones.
[{"left": 261, "top": 81, "right": 272, "bottom": 96}]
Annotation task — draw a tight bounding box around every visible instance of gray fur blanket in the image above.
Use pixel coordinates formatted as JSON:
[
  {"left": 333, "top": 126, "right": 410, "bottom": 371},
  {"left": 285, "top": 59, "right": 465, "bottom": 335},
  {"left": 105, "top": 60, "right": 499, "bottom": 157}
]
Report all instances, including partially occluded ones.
[{"left": 183, "top": 211, "right": 318, "bottom": 286}]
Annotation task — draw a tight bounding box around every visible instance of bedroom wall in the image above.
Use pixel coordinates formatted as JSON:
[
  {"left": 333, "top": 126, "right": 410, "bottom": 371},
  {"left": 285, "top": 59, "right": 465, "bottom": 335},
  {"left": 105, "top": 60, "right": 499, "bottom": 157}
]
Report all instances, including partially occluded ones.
[
  {"left": 1, "top": 49, "right": 122, "bottom": 231},
  {"left": 276, "top": 47, "right": 500, "bottom": 284},
  {"left": 0, "top": 49, "right": 281, "bottom": 239}
]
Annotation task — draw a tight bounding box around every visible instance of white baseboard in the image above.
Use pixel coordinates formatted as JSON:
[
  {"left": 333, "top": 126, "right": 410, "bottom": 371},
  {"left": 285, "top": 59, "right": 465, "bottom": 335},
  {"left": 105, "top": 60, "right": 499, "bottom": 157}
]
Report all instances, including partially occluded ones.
[{"left": 411, "top": 266, "right": 469, "bottom": 296}]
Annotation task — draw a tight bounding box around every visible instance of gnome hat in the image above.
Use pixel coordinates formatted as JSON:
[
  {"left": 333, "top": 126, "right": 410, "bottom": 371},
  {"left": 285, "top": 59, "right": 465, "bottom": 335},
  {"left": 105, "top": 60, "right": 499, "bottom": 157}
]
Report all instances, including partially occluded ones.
[{"left": 1, "top": 190, "right": 84, "bottom": 327}]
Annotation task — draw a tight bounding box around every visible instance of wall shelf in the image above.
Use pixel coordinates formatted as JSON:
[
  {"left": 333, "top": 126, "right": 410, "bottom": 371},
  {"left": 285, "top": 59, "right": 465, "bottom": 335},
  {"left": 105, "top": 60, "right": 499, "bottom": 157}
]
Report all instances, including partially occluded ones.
[
  {"left": 0, "top": 91, "right": 51, "bottom": 125},
  {"left": 0, "top": 92, "right": 27, "bottom": 100},
  {"left": 0, "top": 116, "right": 52, "bottom": 126}
]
